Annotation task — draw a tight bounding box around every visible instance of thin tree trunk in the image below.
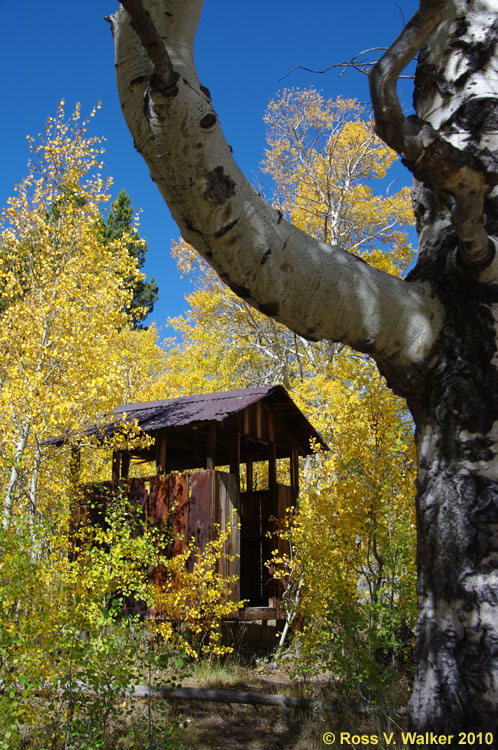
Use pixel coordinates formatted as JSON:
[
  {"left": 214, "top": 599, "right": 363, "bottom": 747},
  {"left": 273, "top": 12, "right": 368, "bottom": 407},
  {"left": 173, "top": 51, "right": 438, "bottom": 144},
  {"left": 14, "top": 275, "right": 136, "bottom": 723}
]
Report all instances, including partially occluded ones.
[
  {"left": 3, "top": 415, "right": 30, "bottom": 525},
  {"left": 28, "top": 439, "right": 42, "bottom": 517}
]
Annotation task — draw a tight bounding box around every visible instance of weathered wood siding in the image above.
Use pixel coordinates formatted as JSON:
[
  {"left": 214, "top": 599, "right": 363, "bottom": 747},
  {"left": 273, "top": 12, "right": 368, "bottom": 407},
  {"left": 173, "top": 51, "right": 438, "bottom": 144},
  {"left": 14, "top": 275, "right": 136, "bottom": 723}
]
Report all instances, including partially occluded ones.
[
  {"left": 79, "top": 472, "right": 294, "bottom": 612},
  {"left": 79, "top": 470, "right": 240, "bottom": 600}
]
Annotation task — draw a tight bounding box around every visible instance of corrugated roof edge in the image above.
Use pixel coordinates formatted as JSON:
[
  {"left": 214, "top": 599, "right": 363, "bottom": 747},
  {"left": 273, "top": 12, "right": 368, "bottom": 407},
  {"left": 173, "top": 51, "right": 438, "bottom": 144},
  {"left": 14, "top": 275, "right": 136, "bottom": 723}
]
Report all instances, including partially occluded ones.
[
  {"left": 44, "top": 385, "right": 328, "bottom": 452},
  {"left": 113, "top": 386, "right": 278, "bottom": 415}
]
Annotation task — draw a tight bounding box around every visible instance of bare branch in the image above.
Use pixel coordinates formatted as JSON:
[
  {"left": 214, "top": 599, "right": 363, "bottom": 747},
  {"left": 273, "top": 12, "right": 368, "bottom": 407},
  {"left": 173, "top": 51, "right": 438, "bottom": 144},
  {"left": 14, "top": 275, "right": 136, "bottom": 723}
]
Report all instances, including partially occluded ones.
[
  {"left": 394, "top": 1, "right": 406, "bottom": 27},
  {"left": 280, "top": 48, "right": 415, "bottom": 82}
]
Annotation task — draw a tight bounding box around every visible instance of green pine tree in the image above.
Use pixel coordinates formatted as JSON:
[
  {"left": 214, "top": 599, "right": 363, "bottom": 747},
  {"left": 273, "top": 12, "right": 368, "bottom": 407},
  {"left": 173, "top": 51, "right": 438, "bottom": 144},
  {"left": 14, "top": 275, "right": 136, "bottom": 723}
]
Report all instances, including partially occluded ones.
[{"left": 102, "top": 189, "right": 158, "bottom": 328}]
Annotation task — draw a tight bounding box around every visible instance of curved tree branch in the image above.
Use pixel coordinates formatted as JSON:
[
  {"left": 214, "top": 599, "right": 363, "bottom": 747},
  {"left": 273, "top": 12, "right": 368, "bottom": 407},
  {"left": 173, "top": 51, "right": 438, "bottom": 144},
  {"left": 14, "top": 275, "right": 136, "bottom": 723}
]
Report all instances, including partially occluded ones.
[
  {"left": 369, "top": 0, "right": 497, "bottom": 270},
  {"left": 112, "top": 0, "right": 444, "bottom": 379}
]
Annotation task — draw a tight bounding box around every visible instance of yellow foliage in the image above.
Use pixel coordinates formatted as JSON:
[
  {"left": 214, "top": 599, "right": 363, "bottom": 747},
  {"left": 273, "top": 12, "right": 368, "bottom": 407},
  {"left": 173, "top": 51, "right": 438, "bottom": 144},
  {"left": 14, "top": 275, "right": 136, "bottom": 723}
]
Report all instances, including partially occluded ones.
[
  {"left": 263, "top": 90, "right": 414, "bottom": 275},
  {"left": 0, "top": 105, "right": 187, "bottom": 744},
  {"left": 152, "top": 522, "right": 243, "bottom": 659},
  {"left": 159, "top": 91, "right": 418, "bottom": 689},
  {"left": 0, "top": 101, "right": 147, "bottom": 523}
]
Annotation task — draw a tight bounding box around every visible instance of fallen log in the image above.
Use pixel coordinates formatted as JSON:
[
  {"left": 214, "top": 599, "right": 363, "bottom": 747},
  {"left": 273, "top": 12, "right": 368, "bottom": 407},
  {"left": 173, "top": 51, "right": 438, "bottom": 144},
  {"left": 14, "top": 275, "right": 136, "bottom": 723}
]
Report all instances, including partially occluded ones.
[
  {"left": 2, "top": 680, "right": 382, "bottom": 715},
  {"left": 132, "top": 685, "right": 371, "bottom": 714}
]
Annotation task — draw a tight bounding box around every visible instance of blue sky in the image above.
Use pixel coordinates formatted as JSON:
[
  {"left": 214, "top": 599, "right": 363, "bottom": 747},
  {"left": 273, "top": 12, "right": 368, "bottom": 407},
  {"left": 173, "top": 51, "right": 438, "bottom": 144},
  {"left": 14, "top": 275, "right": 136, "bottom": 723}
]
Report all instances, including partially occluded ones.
[{"left": 0, "top": 0, "right": 418, "bottom": 335}]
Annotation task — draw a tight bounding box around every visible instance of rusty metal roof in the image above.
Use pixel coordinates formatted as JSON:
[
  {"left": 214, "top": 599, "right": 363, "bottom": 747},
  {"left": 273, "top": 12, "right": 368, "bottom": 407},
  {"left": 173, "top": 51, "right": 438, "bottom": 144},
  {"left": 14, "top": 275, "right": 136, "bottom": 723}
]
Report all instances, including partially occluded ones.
[
  {"left": 112, "top": 386, "right": 278, "bottom": 430},
  {"left": 50, "top": 385, "right": 327, "bottom": 457}
]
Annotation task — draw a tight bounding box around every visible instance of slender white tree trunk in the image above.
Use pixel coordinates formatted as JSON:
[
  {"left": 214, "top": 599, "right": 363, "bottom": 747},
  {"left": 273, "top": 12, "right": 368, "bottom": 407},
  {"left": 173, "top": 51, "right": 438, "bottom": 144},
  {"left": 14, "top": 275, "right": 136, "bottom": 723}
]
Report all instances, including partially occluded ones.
[
  {"left": 28, "top": 439, "right": 42, "bottom": 516},
  {"left": 3, "top": 415, "right": 30, "bottom": 526}
]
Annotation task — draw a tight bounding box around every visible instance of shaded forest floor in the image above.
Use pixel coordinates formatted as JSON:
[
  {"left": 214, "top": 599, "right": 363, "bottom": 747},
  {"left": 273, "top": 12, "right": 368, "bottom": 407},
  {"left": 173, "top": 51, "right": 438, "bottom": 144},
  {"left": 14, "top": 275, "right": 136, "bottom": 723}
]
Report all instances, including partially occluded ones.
[
  {"left": 175, "top": 704, "right": 309, "bottom": 750},
  {"left": 17, "top": 635, "right": 411, "bottom": 749},
  {"left": 158, "top": 660, "right": 409, "bottom": 750},
  {"left": 172, "top": 661, "right": 316, "bottom": 749}
]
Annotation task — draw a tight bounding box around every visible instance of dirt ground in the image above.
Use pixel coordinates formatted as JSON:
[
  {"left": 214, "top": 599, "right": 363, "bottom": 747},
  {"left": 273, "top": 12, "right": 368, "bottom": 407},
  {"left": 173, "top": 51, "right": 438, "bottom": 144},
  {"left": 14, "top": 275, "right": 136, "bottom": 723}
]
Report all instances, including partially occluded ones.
[
  {"left": 175, "top": 703, "right": 311, "bottom": 750},
  {"left": 166, "top": 662, "right": 392, "bottom": 750}
]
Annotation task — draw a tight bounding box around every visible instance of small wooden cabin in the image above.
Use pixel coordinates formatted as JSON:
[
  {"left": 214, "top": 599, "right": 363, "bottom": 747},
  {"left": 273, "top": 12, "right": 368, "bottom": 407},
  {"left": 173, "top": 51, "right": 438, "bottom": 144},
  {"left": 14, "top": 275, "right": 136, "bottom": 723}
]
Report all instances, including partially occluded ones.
[{"left": 72, "top": 385, "right": 327, "bottom": 619}]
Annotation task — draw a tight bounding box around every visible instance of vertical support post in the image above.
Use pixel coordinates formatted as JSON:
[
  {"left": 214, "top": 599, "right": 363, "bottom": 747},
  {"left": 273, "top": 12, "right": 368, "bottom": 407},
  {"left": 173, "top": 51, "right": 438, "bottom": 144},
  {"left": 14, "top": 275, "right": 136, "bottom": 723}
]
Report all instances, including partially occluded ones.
[
  {"left": 121, "top": 451, "right": 130, "bottom": 479},
  {"left": 112, "top": 450, "right": 121, "bottom": 482},
  {"left": 206, "top": 423, "right": 216, "bottom": 470},
  {"left": 155, "top": 432, "right": 167, "bottom": 475},
  {"left": 268, "top": 443, "right": 277, "bottom": 494},
  {"left": 229, "top": 431, "right": 240, "bottom": 479},
  {"left": 268, "top": 442, "right": 278, "bottom": 608},
  {"left": 246, "top": 460, "right": 253, "bottom": 493},
  {"left": 290, "top": 447, "right": 299, "bottom": 500}
]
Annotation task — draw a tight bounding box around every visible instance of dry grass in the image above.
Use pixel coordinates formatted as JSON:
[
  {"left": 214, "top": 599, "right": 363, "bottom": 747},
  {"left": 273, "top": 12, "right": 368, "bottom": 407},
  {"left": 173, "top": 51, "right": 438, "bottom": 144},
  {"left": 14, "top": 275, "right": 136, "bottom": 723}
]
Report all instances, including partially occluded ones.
[
  {"left": 15, "top": 641, "right": 410, "bottom": 749},
  {"left": 161, "top": 656, "right": 410, "bottom": 750}
]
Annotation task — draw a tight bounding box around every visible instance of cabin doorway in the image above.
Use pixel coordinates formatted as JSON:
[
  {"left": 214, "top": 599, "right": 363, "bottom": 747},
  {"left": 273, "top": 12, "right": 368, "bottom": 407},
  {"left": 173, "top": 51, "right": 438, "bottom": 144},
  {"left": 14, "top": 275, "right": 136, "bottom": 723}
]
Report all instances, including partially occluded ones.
[{"left": 239, "top": 490, "right": 276, "bottom": 606}]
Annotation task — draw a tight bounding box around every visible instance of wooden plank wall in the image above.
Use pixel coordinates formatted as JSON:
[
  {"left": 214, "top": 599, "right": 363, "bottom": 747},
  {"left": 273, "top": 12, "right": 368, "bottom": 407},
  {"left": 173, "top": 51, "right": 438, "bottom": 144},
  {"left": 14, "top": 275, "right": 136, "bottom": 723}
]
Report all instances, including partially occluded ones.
[
  {"left": 189, "top": 470, "right": 216, "bottom": 554},
  {"left": 81, "top": 471, "right": 241, "bottom": 600},
  {"left": 216, "top": 472, "right": 241, "bottom": 604},
  {"left": 79, "top": 474, "right": 301, "bottom": 613}
]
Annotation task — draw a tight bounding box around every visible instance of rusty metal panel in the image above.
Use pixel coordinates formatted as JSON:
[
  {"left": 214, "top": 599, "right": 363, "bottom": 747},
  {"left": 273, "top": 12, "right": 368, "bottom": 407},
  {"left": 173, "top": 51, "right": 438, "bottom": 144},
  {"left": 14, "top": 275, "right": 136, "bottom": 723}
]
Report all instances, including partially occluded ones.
[
  {"left": 147, "top": 473, "right": 188, "bottom": 601},
  {"left": 148, "top": 475, "right": 169, "bottom": 528},
  {"left": 126, "top": 477, "right": 149, "bottom": 508},
  {"left": 147, "top": 475, "right": 171, "bottom": 583},
  {"left": 79, "top": 480, "right": 117, "bottom": 528},
  {"left": 189, "top": 470, "right": 215, "bottom": 553},
  {"left": 166, "top": 473, "right": 190, "bottom": 557}
]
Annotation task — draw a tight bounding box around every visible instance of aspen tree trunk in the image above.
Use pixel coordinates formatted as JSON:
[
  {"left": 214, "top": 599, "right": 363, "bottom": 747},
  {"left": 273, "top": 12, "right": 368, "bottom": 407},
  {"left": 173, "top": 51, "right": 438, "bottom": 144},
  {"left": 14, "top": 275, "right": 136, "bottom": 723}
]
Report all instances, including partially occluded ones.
[
  {"left": 112, "top": 0, "right": 498, "bottom": 736},
  {"left": 395, "top": 271, "right": 498, "bottom": 732},
  {"left": 3, "top": 415, "right": 30, "bottom": 525},
  {"left": 379, "top": 1, "right": 498, "bottom": 731}
]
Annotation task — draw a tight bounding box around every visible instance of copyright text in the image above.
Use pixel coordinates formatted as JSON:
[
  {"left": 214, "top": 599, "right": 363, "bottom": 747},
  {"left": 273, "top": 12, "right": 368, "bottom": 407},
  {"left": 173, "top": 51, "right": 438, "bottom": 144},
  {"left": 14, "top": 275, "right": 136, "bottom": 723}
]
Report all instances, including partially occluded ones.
[{"left": 322, "top": 732, "right": 495, "bottom": 746}]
